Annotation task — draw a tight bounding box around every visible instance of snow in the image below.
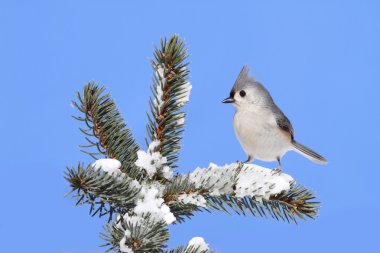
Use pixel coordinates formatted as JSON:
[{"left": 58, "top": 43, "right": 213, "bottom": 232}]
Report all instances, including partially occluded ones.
[
  {"left": 148, "top": 181, "right": 166, "bottom": 196},
  {"left": 134, "top": 184, "right": 176, "bottom": 224},
  {"left": 161, "top": 166, "right": 174, "bottom": 180},
  {"left": 153, "top": 65, "right": 166, "bottom": 110},
  {"left": 116, "top": 180, "right": 177, "bottom": 251},
  {"left": 129, "top": 179, "right": 142, "bottom": 190},
  {"left": 178, "top": 193, "right": 207, "bottom": 207},
  {"left": 235, "top": 165, "right": 294, "bottom": 201},
  {"left": 153, "top": 83, "right": 164, "bottom": 112},
  {"left": 178, "top": 67, "right": 191, "bottom": 106},
  {"left": 117, "top": 214, "right": 143, "bottom": 252},
  {"left": 177, "top": 117, "right": 185, "bottom": 125},
  {"left": 124, "top": 229, "right": 131, "bottom": 238},
  {"left": 189, "top": 163, "right": 294, "bottom": 201},
  {"left": 176, "top": 112, "right": 185, "bottom": 125},
  {"left": 148, "top": 140, "right": 161, "bottom": 151},
  {"left": 156, "top": 66, "right": 165, "bottom": 78},
  {"left": 135, "top": 149, "right": 160, "bottom": 177},
  {"left": 135, "top": 140, "right": 173, "bottom": 179},
  {"left": 116, "top": 213, "right": 143, "bottom": 230},
  {"left": 119, "top": 234, "right": 133, "bottom": 253},
  {"left": 178, "top": 81, "right": 192, "bottom": 106},
  {"left": 118, "top": 214, "right": 136, "bottom": 253},
  {"left": 154, "top": 65, "right": 166, "bottom": 112},
  {"left": 92, "top": 158, "right": 122, "bottom": 176},
  {"left": 189, "top": 163, "right": 236, "bottom": 196},
  {"left": 117, "top": 191, "right": 176, "bottom": 252},
  {"left": 187, "top": 237, "right": 209, "bottom": 251},
  {"left": 153, "top": 64, "right": 190, "bottom": 114}
]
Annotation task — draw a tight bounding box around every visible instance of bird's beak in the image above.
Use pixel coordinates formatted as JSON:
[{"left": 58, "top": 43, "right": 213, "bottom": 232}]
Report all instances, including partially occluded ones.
[{"left": 222, "top": 97, "right": 235, "bottom": 103}]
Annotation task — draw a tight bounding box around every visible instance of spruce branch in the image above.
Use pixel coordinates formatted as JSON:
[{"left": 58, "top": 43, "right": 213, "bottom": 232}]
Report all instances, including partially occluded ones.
[
  {"left": 65, "top": 163, "right": 141, "bottom": 219},
  {"left": 165, "top": 246, "right": 214, "bottom": 253},
  {"left": 164, "top": 237, "right": 212, "bottom": 253},
  {"left": 162, "top": 163, "right": 319, "bottom": 224},
  {"left": 163, "top": 175, "right": 206, "bottom": 223},
  {"left": 147, "top": 35, "right": 191, "bottom": 169},
  {"left": 101, "top": 215, "right": 170, "bottom": 253},
  {"left": 72, "top": 83, "right": 143, "bottom": 180},
  {"left": 206, "top": 183, "right": 319, "bottom": 223},
  {"left": 162, "top": 166, "right": 319, "bottom": 224},
  {"left": 164, "top": 181, "right": 318, "bottom": 224},
  {"left": 65, "top": 34, "right": 321, "bottom": 252}
]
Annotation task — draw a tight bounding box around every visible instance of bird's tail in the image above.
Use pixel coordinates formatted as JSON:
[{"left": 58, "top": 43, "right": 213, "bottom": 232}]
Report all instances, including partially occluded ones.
[{"left": 292, "top": 141, "right": 328, "bottom": 165}]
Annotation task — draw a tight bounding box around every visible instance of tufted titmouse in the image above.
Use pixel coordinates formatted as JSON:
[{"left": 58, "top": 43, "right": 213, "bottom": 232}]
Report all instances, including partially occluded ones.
[{"left": 222, "top": 65, "right": 327, "bottom": 173}]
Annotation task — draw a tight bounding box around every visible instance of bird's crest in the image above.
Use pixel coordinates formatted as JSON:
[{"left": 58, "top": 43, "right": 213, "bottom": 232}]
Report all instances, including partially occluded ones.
[{"left": 232, "top": 65, "right": 256, "bottom": 93}]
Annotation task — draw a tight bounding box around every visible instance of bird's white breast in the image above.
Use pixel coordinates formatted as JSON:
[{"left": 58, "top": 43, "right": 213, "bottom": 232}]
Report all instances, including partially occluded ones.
[{"left": 233, "top": 108, "right": 291, "bottom": 162}]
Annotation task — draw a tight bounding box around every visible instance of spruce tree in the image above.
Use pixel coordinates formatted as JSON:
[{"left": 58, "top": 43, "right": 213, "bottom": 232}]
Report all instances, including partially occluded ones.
[{"left": 65, "top": 35, "right": 319, "bottom": 253}]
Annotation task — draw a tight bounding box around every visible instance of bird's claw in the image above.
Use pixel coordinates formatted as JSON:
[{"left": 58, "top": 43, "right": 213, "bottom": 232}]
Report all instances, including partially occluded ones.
[
  {"left": 236, "top": 160, "right": 244, "bottom": 168},
  {"left": 271, "top": 168, "right": 282, "bottom": 175}
]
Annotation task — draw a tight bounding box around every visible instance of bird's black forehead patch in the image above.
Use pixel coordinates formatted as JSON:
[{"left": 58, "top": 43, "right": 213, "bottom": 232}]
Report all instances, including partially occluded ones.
[{"left": 230, "top": 90, "right": 235, "bottom": 98}]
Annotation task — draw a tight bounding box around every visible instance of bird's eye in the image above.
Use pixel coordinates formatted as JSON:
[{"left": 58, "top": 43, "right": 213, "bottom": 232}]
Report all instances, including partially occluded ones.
[{"left": 239, "top": 90, "right": 246, "bottom": 97}]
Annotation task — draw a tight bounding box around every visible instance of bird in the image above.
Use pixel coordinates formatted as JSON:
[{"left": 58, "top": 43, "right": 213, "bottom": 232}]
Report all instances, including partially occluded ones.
[{"left": 222, "top": 65, "right": 327, "bottom": 173}]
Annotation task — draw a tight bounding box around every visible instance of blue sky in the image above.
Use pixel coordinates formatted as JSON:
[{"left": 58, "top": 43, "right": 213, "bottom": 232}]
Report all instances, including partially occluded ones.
[{"left": 1, "top": 0, "right": 379, "bottom": 252}]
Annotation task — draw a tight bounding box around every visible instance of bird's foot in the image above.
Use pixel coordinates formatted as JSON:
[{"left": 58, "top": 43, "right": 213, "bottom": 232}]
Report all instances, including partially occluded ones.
[
  {"left": 271, "top": 168, "right": 282, "bottom": 175},
  {"left": 236, "top": 160, "right": 244, "bottom": 168},
  {"left": 242, "top": 156, "right": 252, "bottom": 164}
]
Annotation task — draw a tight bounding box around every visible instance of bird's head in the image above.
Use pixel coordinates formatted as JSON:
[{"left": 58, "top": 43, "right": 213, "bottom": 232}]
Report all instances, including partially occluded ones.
[{"left": 222, "top": 65, "right": 272, "bottom": 110}]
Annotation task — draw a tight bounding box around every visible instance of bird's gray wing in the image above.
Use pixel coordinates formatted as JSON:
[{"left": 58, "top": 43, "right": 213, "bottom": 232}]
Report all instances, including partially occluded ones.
[{"left": 273, "top": 105, "right": 294, "bottom": 140}]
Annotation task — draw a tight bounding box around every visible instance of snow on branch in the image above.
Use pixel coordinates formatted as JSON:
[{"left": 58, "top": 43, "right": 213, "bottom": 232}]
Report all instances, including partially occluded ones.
[
  {"left": 147, "top": 35, "right": 191, "bottom": 169},
  {"left": 190, "top": 163, "right": 294, "bottom": 201},
  {"left": 65, "top": 162, "right": 141, "bottom": 219},
  {"left": 93, "top": 158, "right": 123, "bottom": 177},
  {"left": 163, "top": 236, "right": 212, "bottom": 253},
  {"left": 103, "top": 213, "right": 170, "bottom": 253},
  {"left": 135, "top": 140, "right": 174, "bottom": 180},
  {"left": 134, "top": 183, "right": 176, "bottom": 224},
  {"left": 187, "top": 237, "right": 210, "bottom": 252},
  {"left": 182, "top": 162, "right": 318, "bottom": 223},
  {"left": 93, "top": 157, "right": 176, "bottom": 225}
]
